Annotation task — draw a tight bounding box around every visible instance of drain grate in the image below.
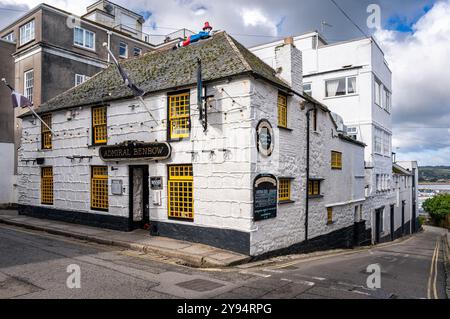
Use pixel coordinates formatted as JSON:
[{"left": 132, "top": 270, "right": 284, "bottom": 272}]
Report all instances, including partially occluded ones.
[{"left": 176, "top": 279, "right": 225, "bottom": 292}]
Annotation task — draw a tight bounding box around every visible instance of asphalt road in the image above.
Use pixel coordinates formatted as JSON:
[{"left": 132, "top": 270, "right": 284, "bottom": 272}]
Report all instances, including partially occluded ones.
[{"left": 0, "top": 224, "right": 447, "bottom": 299}]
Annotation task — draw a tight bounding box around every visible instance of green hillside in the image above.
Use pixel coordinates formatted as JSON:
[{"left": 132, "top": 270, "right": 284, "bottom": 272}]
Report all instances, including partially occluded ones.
[{"left": 419, "top": 166, "right": 450, "bottom": 183}]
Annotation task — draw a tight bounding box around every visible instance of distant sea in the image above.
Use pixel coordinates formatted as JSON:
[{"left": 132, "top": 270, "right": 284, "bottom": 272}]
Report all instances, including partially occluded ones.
[{"left": 419, "top": 184, "right": 450, "bottom": 190}]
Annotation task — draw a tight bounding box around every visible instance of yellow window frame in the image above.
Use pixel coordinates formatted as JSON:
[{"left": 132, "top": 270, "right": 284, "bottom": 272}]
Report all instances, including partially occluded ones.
[
  {"left": 41, "top": 167, "right": 53, "bottom": 205},
  {"left": 41, "top": 114, "right": 52, "bottom": 149},
  {"left": 168, "top": 92, "right": 190, "bottom": 139},
  {"left": 331, "top": 151, "right": 343, "bottom": 170},
  {"left": 277, "top": 93, "right": 287, "bottom": 128},
  {"left": 327, "top": 207, "right": 333, "bottom": 225},
  {"left": 168, "top": 165, "right": 193, "bottom": 220},
  {"left": 91, "top": 166, "right": 109, "bottom": 211},
  {"left": 308, "top": 180, "right": 321, "bottom": 196},
  {"left": 92, "top": 106, "right": 107, "bottom": 145},
  {"left": 278, "top": 179, "right": 291, "bottom": 201}
]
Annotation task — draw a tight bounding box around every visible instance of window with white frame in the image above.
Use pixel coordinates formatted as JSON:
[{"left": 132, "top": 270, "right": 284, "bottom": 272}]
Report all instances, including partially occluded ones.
[
  {"left": 119, "top": 42, "right": 128, "bottom": 58},
  {"left": 374, "top": 78, "right": 382, "bottom": 106},
  {"left": 74, "top": 27, "right": 95, "bottom": 50},
  {"left": 383, "top": 132, "right": 391, "bottom": 156},
  {"left": 133, "top": 47, "right": 142, "bottom": 57},
  {"left": 19, "top": 20, "right": 35, "bottom": 45},
  {"left": 347, "top": 126, "right": 358, "bottom": 140},
  {"left": 303, "top": 83, "right": 312, "bottom": 96},
  {"left": 75, "top": 74, "right": 90, "bottom": 86},
  {"left": 325, "top": 76, "right": 356, "bottom": 97},
  {"left": 3, "top": 32, "right": 16, "bottom": 42},
  {"left": 385, "top": 89, "right": 391, "bottom": 112},
  {"left": 374, "top": 127, "right": 383, "bottom": 154},
  {"left": 24, "top": 70, "right": 34, "bottom": 103}
]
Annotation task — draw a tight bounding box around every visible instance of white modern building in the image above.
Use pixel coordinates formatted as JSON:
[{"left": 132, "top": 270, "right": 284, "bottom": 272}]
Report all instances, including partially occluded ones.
[
  {"left": 251, "top": 31, "right": 418, "bottom": 242},
  {"left": 17, "top": 32, "right": 368, "bottom": 256}
]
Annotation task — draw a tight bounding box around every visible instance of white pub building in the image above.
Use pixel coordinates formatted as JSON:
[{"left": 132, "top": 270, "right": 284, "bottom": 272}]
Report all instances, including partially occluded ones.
[{"left": 16, "top": 31, "right": 412, "bottom": 256}]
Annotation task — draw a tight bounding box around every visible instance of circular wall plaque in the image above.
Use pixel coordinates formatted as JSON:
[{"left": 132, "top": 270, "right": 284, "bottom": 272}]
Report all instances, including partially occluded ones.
[{"left": 256, "top": 119, "right": 274, "bottom": 157}]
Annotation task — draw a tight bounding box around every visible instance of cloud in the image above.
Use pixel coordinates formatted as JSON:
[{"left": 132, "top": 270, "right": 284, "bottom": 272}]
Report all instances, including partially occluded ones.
[{"left": 374, "top": 0, "right": 450, "bottom": 165}]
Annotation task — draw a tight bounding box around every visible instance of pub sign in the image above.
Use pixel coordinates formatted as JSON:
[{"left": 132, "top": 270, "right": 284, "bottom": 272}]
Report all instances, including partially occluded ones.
[
  {"left": 253, "top": 174, "right": 278, "bottom": 221},
  {"left": 100, "top": 141, "right": 171, "bottom": 161}
]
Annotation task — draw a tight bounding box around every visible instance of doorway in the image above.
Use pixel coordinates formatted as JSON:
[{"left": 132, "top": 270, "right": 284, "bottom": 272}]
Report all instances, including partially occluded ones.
[
  {"left": 129, "top": 166, "right": 149, "bottom": 230},
  {"left": 390, "top": 205, "right": 395, "bottom": 241},
  {"left": 374, "top": 208, "right": 383, "bottom": 244},
  {"left": 401, "top": 201, "right": 405, "bottom": 236}
]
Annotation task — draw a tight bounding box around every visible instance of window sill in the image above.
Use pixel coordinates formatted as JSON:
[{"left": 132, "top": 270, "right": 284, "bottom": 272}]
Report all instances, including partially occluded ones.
[
  {"left": 308, "top": 195, "right": 324, "bottom": 199},
  {"left": 279, "top": 200, "right": 295, "bottom": 205},
  {"left": 278, "top": 126, "right": 293, "bottom": 132},
  {"left": 168, "top": 217, "right": 194, "bottom": 223},
  {"left": 331, "top": 168, "right": 343, "bottom": 170},
  {"left": 327, "top": 221, "right": 335, "bottom": 226},
  {"left": 17, "top": 39, "right": 36, "bottom": 49},
  {"left": 73, "top": 44, "right": 96, "bottom": 53},
  {"left": 324, "top": 93, "right": 359, "bottom": 100}
]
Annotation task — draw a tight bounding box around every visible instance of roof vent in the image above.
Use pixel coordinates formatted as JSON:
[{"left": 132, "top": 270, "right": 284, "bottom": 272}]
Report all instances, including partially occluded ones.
[{"left": 104, "top": 4, "right": 114, "bottom": 14}]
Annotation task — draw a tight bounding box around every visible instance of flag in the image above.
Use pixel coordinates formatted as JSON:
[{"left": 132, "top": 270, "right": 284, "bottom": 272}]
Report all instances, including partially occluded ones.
[
  {"left": 11, "top": 91, "right": 33, "bottom": 108},
  {"left": 103, "top": 44, "right": 144, "bottom": 97},
  {"left": 115, "top": 62, "right": 145, "bottom": 97}
]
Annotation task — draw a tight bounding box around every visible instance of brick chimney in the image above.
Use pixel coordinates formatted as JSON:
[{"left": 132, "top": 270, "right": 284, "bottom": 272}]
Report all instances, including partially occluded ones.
[{"left": 274, "top": 37, "right": 303, "bottom": 93}]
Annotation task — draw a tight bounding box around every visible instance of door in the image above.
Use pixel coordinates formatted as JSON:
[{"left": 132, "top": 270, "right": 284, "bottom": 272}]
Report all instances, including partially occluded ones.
[
  {"left": 129, "top": 166, "right": 149, "bottom": 230},
  {"left": 390, "top": 205, "right": 395, "bottom": 241},
  {"left": 401, "top": 201, "right": 405, "bottom": 236},
  {"left": 375, "top": 209, "right": 381, "bottom": 244}
]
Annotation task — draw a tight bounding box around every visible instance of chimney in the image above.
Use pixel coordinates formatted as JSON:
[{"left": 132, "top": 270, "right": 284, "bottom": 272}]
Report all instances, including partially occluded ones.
[{"left": 274, "top": 37, "right": 303, "bottom": 93}]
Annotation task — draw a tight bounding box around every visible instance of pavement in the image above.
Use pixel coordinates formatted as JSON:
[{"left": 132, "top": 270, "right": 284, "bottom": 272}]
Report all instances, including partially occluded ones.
[
  {"left": 0, "top": 210, "right": 250, "bottom": 268},
  {"left": 0, "top": 222, "right": 447, "bottom": 299}
]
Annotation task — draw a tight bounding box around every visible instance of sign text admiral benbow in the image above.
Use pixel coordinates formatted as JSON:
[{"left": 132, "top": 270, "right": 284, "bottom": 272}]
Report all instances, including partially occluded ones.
[{"left": 99, "top": 142, "right": 171, "bottom": 161}]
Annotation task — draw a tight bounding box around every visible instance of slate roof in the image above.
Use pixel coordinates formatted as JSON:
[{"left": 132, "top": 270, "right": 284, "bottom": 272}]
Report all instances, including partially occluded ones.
[{"left": 22, "top": 31, "right": 290, "bottom": 117}]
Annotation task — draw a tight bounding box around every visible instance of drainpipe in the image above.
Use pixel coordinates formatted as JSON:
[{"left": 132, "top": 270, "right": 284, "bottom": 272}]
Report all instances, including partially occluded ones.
[
  {"left": 107, "top": 31, "right": 112, "bottom": 63},
  {"left": 305, "top": 107, "right": 315, "bottom": 242}
]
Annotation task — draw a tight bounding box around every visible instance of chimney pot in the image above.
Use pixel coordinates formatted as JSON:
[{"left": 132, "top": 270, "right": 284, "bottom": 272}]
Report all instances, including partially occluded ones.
[{"left": 284, "top": 37, "right": 294, "bottom": 45}]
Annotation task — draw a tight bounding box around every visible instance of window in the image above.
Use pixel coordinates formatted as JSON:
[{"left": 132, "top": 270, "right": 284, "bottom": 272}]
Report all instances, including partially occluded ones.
[
  {"left": 331, "top": 151, "right": 342, "bottom": 170},
  {"left": 24, "top": 70, "right": 34, "bottom": 103},
  {"left": 374, "top": 127, "right": 383, "bottom": 154},
  {"left": 327, "top": 207, "right": 333, "bottom": 225},
  {"left": 41, "top": 167, "right": 53, "bottom": 205},
  {"left": 91, "top": 166, "right": 108, "bottom": 211},
  {"left": 133, "top": 47, "right": 142, "bottom": 56},
  {"left": 303, "top": 83, "right": 312, "bottom": 96},
  {"left": 383, "top": 132, "right": 390, "bottom": 156},
  {"left": 75, "top": 74, "right": 90, "bottom": 86},
  {"left": 308, "top": 180, "right": 321, "bottom": 197},
  {"left": 374, "top": 78, "right": 382, "bottom": 106},
  {"left": 74, "top": 27, "right": 95, "bottom": 50},
  {"left": 3, "top": 32, "right": 15, "bottom": 42},
  {"left": 119, "top": 42, "right": 128, "bottom": 58},
  {"left": 385, "top": 90, "right": 392, "bottom": 112},
  {"left": 347, "top": 127, "right": 358, "bottom": 140},
  {"left": 312, "top": 109, "right": 318, "bottom": 132},
  {"left": 277, "top": 92, "right": 288, "bottom": 128},
  {"left": 168, "top": 92, "right": 190, "bottom": 139},
  {"left": 19, "top": 20, "right": 35, "bottom": 45},
  {"left": 325, "top": 77, "right": 356, "bottom": 97},
  {"left": 278, "top": 179, "right": 291, "bottom": 202},
  {"left": 41, "top": 114, "right": 52, "bottom": 150},
  {"left": 168, "top": 165, "right": 193, "bottom": 220},
  {"left": 92, "top": 106, "right": 107, "bottom": 145}
]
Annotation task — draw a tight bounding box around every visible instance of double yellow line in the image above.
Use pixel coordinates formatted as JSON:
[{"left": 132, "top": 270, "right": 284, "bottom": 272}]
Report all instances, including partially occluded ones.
[{"left": 427, "top": 238, "right": 440, "bottom": 299}]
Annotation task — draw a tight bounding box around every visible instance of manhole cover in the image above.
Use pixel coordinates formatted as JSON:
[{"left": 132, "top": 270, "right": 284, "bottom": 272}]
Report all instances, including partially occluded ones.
[{"left": 176, "top": 279, "right": 225, "bottom": 292}]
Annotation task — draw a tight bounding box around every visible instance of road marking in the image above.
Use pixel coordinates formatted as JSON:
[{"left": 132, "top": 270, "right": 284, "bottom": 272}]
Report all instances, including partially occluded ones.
[
  {"left": 433, "top": 240, "right": 440, "bottom": 299},
  {"left": 262, "top": 269, "right": 284, "bottom": 274},
  {"left": 312, "top": 276, "right": 326, "bottom": 281},
  {"left": 240, "top": 271, "right": 271, "bottom": 278},
  {"left": 281, "top": 278, "right": 315, "bottom": 286},
  {"left": 427, "top": 238, "right": 440, "bottom": 299}
]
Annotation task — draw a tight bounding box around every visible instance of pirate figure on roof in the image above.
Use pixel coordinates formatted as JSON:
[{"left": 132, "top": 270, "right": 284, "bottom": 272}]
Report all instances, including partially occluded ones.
[{"left": 174, "top": 22, "right": 213, "bottom": 49}]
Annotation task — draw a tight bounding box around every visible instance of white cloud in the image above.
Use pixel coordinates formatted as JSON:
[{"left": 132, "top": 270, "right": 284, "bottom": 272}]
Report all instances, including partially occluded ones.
[
  {"left": 374, "top": 0, "right": 450, "bottom": 165},
  {"left": 240, "top": 8, "right": 277, "bottom": 35}
]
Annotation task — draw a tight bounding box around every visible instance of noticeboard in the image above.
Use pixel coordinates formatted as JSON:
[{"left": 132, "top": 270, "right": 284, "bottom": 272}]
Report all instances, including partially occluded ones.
[{"left": 253, "top": 174, "right": 278, "bottom": 221}]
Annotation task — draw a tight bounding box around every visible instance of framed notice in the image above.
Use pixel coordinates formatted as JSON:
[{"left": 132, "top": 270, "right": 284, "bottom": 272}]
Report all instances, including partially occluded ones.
[{"left": 253, "top": 174, "right": 278, "bottom": 221}]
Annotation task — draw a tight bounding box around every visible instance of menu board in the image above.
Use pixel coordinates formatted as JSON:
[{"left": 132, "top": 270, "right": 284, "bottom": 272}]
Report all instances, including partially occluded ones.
[{"left": 253, "top": 174, "right": 278, "bottom": 221}]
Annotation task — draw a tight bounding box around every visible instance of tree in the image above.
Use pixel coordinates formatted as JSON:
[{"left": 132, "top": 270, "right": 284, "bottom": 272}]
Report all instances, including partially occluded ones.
[{"left": 422, "top": 194, "right": 450, "bottom": 226}]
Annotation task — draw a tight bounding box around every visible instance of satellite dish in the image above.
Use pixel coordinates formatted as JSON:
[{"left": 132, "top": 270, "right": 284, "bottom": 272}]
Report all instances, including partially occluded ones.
[{"left": 104, "top": 4, "right": 114, "bottom": 14}]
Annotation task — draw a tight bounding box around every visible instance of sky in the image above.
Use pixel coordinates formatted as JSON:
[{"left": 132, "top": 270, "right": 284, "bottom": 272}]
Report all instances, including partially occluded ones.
[{"left": 0, "top": 0, "right": 449, "bottom": 166}]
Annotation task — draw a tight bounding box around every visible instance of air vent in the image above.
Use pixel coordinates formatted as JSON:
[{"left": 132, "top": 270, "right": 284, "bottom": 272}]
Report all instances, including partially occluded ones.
[{"left": 104, "top": 4, "right": 114, "bottom": 14}]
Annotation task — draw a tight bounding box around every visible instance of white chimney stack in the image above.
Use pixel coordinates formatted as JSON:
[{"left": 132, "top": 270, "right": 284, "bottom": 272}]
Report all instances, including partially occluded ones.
[{"left": 274, "top": 37, "right": 303, "bottom": 94}]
